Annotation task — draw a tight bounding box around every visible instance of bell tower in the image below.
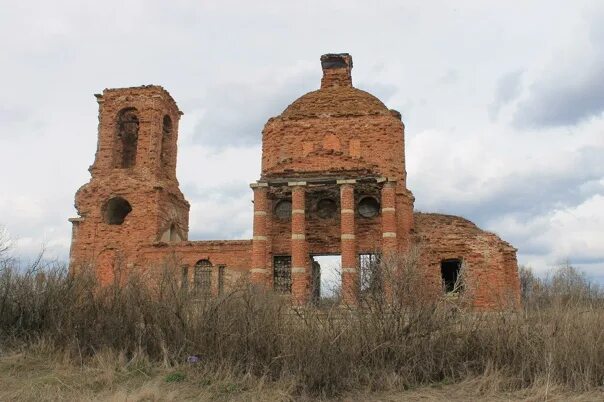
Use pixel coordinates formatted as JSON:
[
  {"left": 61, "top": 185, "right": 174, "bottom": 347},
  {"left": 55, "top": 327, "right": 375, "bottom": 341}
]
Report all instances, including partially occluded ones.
[{"left": 69, "top": 86, "right": 190, "bottom": 282}]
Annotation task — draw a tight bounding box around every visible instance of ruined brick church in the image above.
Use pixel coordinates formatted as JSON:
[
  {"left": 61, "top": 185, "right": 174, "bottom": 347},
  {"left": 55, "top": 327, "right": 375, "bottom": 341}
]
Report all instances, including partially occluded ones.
[{"left": 69, "top": 54, "right": 520, "bottom": 308}]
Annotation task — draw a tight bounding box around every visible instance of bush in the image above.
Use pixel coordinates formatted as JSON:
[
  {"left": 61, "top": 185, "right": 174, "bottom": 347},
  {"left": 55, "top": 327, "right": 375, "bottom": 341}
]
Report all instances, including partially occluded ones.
[{"left": 0, "top": 254, "right": 603, "bottom": 397}]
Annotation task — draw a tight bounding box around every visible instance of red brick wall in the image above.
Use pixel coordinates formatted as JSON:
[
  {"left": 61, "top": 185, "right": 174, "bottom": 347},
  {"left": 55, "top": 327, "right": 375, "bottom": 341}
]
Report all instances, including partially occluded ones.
[
  {"left": 413, "top": 212, "right": 521, "bottom": 309},
  {"left": 261, "top": 114, "right": 406, "bottom": 184},
  {"left": 141, "top": 240, "right": 252, "bottom": 295}
]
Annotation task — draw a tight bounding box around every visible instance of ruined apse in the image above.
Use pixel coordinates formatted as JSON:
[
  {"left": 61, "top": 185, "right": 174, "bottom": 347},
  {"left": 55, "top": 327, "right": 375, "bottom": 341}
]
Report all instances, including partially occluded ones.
[{"left": 69, "top": 53, "right": 521, "bottom": 309}]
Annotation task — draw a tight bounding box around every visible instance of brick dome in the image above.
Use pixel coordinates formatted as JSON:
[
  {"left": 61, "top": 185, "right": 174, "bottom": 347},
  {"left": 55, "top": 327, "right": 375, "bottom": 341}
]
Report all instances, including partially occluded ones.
[{"left": 279, "top": 86, "right": 390, "bottom": 120}]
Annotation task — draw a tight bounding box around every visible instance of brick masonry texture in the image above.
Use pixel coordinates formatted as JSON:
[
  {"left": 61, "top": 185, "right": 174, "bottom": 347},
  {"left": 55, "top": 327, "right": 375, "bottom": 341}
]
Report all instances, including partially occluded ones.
[{"left": 69, "top": 54, "right": 521, "bottom": 309}]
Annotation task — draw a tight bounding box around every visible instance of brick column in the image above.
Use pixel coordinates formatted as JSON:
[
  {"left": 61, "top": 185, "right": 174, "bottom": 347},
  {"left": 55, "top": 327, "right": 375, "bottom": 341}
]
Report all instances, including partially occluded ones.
[
  {"left": 381, "top": 181, "right": 397, "bottom": 300},
  {"left": 381, "top": 181, "right": 397, "bottom": 253},
  {"left": 338, "top": 180, "right": 358, "bottom": 306},
  {"left": 290, "top": 182, "right": 309, "bottom": 305},
  {"left": 250, "top": 183, "right": 269, "bottom": 286}
]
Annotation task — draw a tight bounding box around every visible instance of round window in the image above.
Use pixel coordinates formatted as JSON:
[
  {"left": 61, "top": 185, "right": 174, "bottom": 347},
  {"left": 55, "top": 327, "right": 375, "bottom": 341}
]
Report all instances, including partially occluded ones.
[
  {"left": 274, "top": 200, "right": 292, "bottom": 219},
  {"left": 316, "top": 198, "right": 337, "bottom": 219},
  {"left": 358, "top": 197, "right": 380, "bottom": 218}
]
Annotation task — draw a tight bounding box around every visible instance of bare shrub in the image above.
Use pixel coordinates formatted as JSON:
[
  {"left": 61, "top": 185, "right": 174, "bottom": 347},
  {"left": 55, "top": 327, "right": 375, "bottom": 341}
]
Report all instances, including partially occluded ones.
[
  {"left": 1, "top": 252, "right": 603, "bottom": 397},
  {"left": 0, "top": 226, "right": 11, "bottom": 266},
  {"left": 520, "top": 263, "right": 602, "bottom": 309}
]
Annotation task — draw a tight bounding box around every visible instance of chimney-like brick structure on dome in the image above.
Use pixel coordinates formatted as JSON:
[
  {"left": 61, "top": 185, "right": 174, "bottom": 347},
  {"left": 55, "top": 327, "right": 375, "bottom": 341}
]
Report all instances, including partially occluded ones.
[{"left": 320, "top": 53, "right": 353, "bottom": 88}]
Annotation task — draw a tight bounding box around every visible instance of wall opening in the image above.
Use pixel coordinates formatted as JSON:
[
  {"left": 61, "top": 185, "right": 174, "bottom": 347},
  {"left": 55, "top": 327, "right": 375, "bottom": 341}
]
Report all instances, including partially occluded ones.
[
  {"left": 312, "top": 255, "right": 341, "bottom": 302},
  {"left": 116, "top": 108, "right": 139, "bottom": 168},
  {"left": 441, "top": 259, "right": 461, "bottom": 293},
  {"left": 103, "top": 197, "right": 132, "bottom": 225},
  {"left": 273, "top": 255, "right": 292, "bottom": 293},
  {"left": 160, "top": 115, "right": 172, "bottom": 168},
  {"left": 359, "top": 253, "right": 382, "bottom": 295},
  {"left": 194, "top": 259, "right": 212, "bottom": 296},
  {"left": 358, "top": 196, "right": 380, "bottom": 218},
  {"left": 274, "top": 199, "right": 292, "bottom": 220}
]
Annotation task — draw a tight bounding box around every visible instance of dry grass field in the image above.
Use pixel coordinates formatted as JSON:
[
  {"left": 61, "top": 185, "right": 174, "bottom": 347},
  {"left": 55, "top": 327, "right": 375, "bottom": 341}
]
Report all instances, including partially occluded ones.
[
  {"left": 1, "top": 248, "right": 603, "bottom": 401},
  {"left": 1, "top": 352, "right": 603, "bottom": 401}
]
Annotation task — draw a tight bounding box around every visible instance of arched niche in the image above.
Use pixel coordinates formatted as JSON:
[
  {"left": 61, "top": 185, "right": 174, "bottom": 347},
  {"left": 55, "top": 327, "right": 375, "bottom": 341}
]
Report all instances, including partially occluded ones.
[
  {"left": 160, "top": 222, "right": 182, "bottom": 242},
  {"left": 160, "top": 115, "right": 172, "bottom": 168},
  {"left": 115, "top": 108, "right": 139, "bottom": 168}
]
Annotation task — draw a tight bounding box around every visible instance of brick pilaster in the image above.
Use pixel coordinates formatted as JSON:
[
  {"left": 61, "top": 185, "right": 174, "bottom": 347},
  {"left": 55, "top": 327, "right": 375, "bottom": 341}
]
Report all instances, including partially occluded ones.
[
  {"left": 250, "top": 183, "right": 269, "bottom": 286},
  {"left": 381, "top": 181, "right": 397, "bottom": 254},
  {"left": 290, "top": 182, "right": 309, "bottom": 305},
  {"left": 338, "top": 180, "right": 358, "bottom": 306},
  {"left": 381, "top": 181, "right": 398, "bottom": 300}
]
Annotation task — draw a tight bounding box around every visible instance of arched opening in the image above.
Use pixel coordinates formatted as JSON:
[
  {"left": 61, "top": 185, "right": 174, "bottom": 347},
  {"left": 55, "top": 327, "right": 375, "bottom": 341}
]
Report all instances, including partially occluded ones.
[
  {"left": 116, "top": 108, "right": 139, "bottom": 168},
  {"left": 169, "top": 223, "right": 180, "bottom": 242},
  {"left": 103, "top": 197, "right": 132, "bottom": 225},
  {"left": 194, "top": 259, "right": 212, "bottom": 295},
  {"left": 160, "top": 115, "right": 172, "bottom": 168},
  {"left": 358, "top": 196, "right": 380, "bottom": 218}
]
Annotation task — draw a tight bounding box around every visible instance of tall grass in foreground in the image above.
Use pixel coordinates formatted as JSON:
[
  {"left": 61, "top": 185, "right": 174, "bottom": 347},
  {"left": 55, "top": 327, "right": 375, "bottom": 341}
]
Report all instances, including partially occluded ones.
[{"left": 0, "top": 253, "right": 602, "bottom": 397}]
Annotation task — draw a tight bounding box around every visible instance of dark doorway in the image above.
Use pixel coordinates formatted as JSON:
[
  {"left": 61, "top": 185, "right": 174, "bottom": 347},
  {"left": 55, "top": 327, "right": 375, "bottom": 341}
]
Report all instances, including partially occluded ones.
[
  {"left": 273, "top": 256, "right": 292, "bottom": 293},
  {"left": 441, "top": 259, "right": 461, "bottom": 293}
]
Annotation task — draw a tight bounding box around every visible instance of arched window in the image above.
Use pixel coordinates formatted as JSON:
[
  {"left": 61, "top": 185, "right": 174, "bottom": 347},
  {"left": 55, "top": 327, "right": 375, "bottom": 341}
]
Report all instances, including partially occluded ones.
[
  {"left": 194, "top": 259, "right": 212, "bottom": 295},
  {"left": 116, "top": 108, "right": 139, "bottom": 168},
  {"left": 160, "top": 115, "right": 172, "bottom": 168},
  {"left": 103, "top": 197, "right": 132, "bottom": 225}
]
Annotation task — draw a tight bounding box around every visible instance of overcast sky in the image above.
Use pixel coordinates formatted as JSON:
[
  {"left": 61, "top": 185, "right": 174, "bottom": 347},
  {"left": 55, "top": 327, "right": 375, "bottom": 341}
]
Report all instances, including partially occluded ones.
[{"left": 1, "top": 1, "right": 602, "bottom": 282}]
